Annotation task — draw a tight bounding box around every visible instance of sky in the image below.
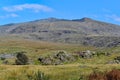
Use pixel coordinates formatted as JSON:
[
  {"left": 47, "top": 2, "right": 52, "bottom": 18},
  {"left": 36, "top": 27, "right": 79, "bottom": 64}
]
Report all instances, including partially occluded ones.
[{"left": 0, "top": 0, "right": 120, "bottom": 25}]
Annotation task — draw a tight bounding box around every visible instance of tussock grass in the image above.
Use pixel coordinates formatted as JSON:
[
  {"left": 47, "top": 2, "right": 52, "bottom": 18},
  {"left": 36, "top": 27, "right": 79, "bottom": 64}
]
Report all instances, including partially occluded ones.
[
  {"left": 0, "top": 64, "right": 120, "bottom": 80},
  {"left": 0, "top": 39, "right": 120, "bottom": 80}
]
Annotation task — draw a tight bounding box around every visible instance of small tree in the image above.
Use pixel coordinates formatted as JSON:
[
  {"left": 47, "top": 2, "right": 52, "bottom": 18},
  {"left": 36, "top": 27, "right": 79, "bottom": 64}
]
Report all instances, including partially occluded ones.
[{"left": 15, "top": 52, "right": 28, "bottom": 65}]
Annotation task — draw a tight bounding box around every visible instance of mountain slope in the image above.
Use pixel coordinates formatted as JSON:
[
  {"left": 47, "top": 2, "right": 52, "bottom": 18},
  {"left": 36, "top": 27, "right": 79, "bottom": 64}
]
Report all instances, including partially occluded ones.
[{"left": 0, "top": 17, "right": 120, "bottom": 47}]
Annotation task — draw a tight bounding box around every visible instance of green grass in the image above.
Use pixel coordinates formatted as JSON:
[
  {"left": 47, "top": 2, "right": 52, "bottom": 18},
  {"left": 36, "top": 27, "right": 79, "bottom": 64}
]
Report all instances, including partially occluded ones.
[
  {"left": 0, "top": 64, "right": 120, "bottom": 80},
  {"left": 0, "top": 38, "right": 120, "bottom": 80}
]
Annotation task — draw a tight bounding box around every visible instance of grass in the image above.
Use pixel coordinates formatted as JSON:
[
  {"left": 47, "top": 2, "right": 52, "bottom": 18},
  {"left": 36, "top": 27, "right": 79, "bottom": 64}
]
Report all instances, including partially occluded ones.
[
  {"left": 0, "top": 38, "right": 96, "bottom": 64},
  {"left": 0, "top": 38, "right": 120, "bottom": 80},
  {"left": 0, "top": 64, "right": 120, "bottom": 80}
]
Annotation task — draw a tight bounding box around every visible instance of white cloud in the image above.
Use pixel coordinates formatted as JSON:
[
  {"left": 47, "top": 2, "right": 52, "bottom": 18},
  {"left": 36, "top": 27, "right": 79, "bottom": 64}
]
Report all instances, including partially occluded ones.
[
  {"left": 9, "top": 13, "right": 18, "bottom": 17},
  {"left": 106, "top": 14, "right": 120, "bottom": 22},
  {"left": 3, "top": 4, "right": 53, "bottom": 12},
  {"left": 0, "top": 13, "right": 18, "bottom": 18}
]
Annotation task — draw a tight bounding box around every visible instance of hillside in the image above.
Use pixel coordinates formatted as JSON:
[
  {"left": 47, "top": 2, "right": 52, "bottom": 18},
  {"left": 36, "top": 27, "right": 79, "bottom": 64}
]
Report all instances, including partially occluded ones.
[
  {"left": 0, "top": 17, "right": 120, "bottom": 47},
  {"left": 0, "top": 18, "right": 120, "bottom": 80}
]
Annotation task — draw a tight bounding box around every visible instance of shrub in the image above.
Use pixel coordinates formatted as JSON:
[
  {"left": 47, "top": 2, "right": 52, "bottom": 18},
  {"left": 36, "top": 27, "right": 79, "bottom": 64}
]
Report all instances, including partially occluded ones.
[
  {"left": 0, "top": 57, "right": 6, "bottom": 60},
  {"left": 88, "top": 72, "right": 106, "bottom": 80},
  {"left": 106, "top": 69, "right": 120, "bottom": 80},
  {"left": 88, "top": 69, "right": 120, "bottom": 80},
  {"left": 15, "top": 52, "right": 28, "bottom": 65}
]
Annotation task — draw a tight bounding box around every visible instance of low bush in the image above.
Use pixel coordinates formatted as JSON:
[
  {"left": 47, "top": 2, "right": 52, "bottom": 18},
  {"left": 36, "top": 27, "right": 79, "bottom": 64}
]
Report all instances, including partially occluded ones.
[
  {"left": 15, "top": 52, "right": 28, "bottom": 65},
  {"left": 88, "top": 69, "right": 120, "bottom": 80}
]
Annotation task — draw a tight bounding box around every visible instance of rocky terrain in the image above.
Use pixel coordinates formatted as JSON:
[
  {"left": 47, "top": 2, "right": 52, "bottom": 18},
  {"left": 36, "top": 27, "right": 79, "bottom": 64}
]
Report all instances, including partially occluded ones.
[{"left": 0, "top": 17, "right": 120, "bottom": 47}]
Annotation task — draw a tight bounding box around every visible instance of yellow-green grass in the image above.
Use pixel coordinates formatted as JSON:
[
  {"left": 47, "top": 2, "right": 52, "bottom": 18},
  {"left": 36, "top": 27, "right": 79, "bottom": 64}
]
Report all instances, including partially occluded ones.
[
  {"left": 0, "top": 38, "right": 96, "bottom": 63},
  {"left": 0, "top": 64, "right": 120, "bottom": 80},
  {"left": 0, "top": 38, "right": 120, "bottom": 80}
]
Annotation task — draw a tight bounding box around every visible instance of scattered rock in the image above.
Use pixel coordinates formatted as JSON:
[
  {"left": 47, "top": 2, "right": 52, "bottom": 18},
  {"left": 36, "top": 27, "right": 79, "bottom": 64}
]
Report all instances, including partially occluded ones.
[
  {"left": 107, "top": 56, "right": 120, "bottom": 64},
  {"left": 38, "top": 51, "right": 75, "bottom": 65},
  {"left": 0, "top": 53, "right": 15, "bottom": 59},
  {"left": 113, "top": 56, "right": 120, "bottom": 64},
  {"left": 75, "top": 50, "right": 94, "bottom": 58},
  {"left": 75, "top": 50, "right": 111, "bottom": 59}
]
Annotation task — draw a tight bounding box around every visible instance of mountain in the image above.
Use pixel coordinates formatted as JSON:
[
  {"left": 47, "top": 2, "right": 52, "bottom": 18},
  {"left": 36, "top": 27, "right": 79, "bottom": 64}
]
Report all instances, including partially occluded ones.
[{"left": 0, "top": 17, "right": 120, "bottom": 47}]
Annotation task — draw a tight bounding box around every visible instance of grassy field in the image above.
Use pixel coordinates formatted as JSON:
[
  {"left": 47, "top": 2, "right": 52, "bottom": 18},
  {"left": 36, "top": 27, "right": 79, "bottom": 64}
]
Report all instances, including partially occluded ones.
[
  {"left": 0, "top": 38, "right": 120, "bottom": 80},
  {"left": 0, "top": 64, "right": 120, "bottom": 80}
]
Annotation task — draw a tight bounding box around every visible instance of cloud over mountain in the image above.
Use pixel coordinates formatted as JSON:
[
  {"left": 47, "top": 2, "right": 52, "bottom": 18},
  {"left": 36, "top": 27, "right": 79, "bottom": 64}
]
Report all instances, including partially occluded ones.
[{"left": 106, "top": 14, "right": 120, "bottom": 22}]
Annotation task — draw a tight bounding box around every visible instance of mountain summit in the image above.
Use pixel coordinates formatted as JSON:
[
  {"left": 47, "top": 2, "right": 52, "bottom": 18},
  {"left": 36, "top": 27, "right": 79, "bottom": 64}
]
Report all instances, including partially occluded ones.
[
  {"left": 72, "top": 17, "right": 93, "bottom": 22},
  {"left": 0, "top": 17, "right": 120, "bottom": 47}
]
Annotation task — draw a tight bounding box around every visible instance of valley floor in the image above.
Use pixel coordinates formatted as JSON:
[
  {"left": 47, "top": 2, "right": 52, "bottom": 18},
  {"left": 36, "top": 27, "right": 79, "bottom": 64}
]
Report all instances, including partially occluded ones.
[{"left": 0, "top": 38, "right": 120, "bottom": 80}]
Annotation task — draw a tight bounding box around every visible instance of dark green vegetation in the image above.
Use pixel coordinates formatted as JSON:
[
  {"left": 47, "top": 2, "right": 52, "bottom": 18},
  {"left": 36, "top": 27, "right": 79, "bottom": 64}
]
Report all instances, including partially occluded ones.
[{"left": 15, "top": 52, "right": 29, "bottom": 65}]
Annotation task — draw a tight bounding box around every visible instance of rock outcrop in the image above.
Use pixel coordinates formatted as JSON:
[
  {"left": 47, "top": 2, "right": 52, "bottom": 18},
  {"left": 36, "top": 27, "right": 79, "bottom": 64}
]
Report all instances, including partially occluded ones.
[{"left": 38, "top": 51, "right": 75, "bottom": 65}]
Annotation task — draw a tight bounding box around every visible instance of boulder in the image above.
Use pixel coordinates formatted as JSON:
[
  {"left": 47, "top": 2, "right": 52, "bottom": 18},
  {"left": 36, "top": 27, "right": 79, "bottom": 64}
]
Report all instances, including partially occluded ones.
[
  {"left": 107, "top": 56, "right": 120, "bottom": 64},
  {"left": 75, "top": 50, "right": 94, "bottom": 58},
  {"left": 38, "top": 51, "right": 75, "bottom": 65}
]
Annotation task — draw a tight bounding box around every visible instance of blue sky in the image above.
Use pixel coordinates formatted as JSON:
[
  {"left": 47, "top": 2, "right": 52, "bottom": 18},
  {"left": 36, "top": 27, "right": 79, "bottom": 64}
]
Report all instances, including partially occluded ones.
[{"left": 0, "top": 0, "right": 120, "bottom": 25}]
